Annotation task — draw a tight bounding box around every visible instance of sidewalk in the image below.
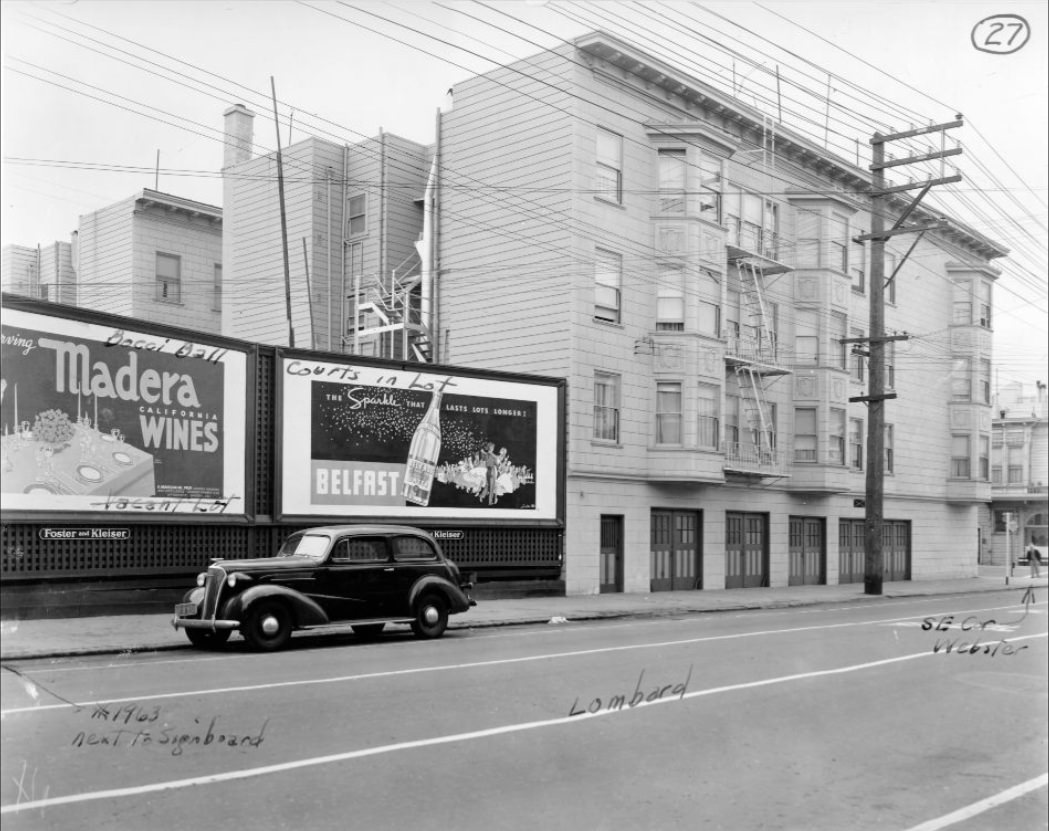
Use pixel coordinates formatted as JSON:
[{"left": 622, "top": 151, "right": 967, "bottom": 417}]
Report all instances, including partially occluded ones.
[{"left": 1, "top": 573, "right": 1043, "bottom": 661}]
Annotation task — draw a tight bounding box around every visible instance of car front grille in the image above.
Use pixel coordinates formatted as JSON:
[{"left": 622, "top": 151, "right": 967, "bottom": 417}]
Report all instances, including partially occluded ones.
[{"left": 201, "top": 565, "right": 227, "bottom": 620}]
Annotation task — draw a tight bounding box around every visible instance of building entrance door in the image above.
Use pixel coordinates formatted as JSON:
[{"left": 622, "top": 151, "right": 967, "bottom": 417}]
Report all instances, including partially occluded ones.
[
  {"left": 726, "top": 512, "right": 768, "bottom": 588},
  {"left": 599, "top": 515, "right": 623, "bottom": 593},
  {"left": 789, "top": 516, "right": 825, "bottom": 585},
  {"left": 650, "top": 510, "right": 701, "bottom": 591}
]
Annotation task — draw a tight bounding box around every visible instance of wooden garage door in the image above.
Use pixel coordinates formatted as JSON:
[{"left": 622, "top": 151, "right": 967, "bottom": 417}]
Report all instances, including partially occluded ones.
[
  {"left": 651, "top": 510, "right": 702, "bottom": 592},
  {"left": 789, "top": 516, "right": 825, "bottom": 585},
  {"left": 726, "top": 512, "right": 768, "bottom": 588}
]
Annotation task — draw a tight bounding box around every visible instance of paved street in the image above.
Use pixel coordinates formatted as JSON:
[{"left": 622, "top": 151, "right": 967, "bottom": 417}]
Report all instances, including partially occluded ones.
[{"left": 2, "top": 588, "right": 1045, "bottom": 830}]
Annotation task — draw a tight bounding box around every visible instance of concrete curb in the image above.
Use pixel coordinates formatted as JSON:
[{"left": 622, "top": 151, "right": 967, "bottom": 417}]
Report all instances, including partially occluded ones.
[{"left": 3, "top": 580, "right": 1033, "bottom": 662}]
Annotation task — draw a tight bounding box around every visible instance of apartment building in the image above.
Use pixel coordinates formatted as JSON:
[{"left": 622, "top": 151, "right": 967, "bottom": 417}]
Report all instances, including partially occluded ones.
[
  {"left": 74, "top": 189, "right": 223, "bottom": 334},
  {"left": 985, "top": 381, "right": 1048, "bottom": 564},
  {"left": 435, "top": 32, "right": 1008, "bottom": 593},
  {"left": 1, "top": 241, "right": 75, "bottom": 305},
  {"left": 220, "top": 104, "right": 432, "bottom": 358},
  {"left": 4, "top": 190, "right": 223, "bottom": 334}
]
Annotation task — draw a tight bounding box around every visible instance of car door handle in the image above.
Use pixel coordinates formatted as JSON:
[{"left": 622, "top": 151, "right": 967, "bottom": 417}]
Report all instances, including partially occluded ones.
[{"left": 383, "top": 568, "right": 394, "bottom": 572}]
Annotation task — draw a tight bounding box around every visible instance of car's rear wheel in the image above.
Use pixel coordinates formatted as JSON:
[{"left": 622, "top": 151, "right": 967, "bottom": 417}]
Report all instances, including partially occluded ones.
[
  {"left": 243, "top": 600, "right": 293, "bottom": 651},
  {"left": 351, "top": 623, "right": 386, "bottom": 638},
  {"left": 185, "top": 627, "right": 231, "bottom": 650},
  {"left": 411, "top": 593, "right": 449, "bottom": 639}
]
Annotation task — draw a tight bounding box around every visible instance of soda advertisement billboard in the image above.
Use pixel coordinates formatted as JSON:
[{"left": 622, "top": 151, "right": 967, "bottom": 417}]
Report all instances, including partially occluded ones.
[
  {"left": 279, "top": 354, "right": 561, "bottom": 521},
  {"left": 0, "top": 307, "right": 248, "bottom": 516}
]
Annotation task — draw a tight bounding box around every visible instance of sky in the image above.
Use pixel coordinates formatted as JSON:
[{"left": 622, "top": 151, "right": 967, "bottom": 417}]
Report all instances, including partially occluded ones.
[{"left": 1, "top": 0, "right": 1046, "bottom": 390}]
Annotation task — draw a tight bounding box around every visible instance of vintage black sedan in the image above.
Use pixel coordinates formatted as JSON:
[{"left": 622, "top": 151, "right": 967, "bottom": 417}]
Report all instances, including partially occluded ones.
[{"left": 172, "top": 524, "right": 475, "bottom": 651}]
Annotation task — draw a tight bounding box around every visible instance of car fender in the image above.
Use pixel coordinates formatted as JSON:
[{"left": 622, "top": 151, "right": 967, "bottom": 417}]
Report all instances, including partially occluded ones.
[
  {"left": 223, "top": 585, "right": 329, "bottom": 627},
  {"left": 409, "top": 575, "right": 471, "bottom": 613},
  {"left": 182, "top": 587, "right": 205, "bottom": 605}
]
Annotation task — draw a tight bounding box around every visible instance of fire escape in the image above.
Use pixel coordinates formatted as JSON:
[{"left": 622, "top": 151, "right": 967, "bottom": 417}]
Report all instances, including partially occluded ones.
[
  {"left": 353, "top": 251, "right": 433, "bottom": 362},
  {"left": 348, "top": 158, "right": 438, "bottom": 363},
  {"left": 723, "top": 219, "right": 792, "bottom": 478}
]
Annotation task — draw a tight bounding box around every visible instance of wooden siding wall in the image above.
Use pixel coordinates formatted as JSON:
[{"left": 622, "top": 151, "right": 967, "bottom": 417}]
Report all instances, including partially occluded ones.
[
  {"left": 76, "top": 197, "right": 136, "bottom": 318},
  {"left": 130, "top": 207, "right": 222, "bottom": 334},
  {"left": 439, "top": 49, "right": 575, "bottom": 376}
]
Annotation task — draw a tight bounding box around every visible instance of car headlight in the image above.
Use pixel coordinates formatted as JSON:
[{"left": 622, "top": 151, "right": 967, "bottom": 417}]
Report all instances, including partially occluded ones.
[
  {"left": 196, "top": 572, "right": 207, "bottom": 587},
  {"left": 226, "top": 574, "right": 237, "bottom": 588}
]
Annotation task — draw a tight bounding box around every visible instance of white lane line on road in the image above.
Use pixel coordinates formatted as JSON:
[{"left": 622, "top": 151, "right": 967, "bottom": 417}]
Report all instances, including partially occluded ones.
[
  {"left": 900, "top": 772, "right": 1048, "bottom": 831},
  {"left": 2, "top": 602, "right": 1042, "bottom": 716},
  {"left": 4, "top": 633, "right": 1045, "bottom": 816}
]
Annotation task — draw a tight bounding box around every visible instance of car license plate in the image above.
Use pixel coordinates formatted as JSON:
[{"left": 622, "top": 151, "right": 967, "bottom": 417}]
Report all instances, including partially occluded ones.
[{"left": 175, "top": 602, "right": 197, "bottom": 617}]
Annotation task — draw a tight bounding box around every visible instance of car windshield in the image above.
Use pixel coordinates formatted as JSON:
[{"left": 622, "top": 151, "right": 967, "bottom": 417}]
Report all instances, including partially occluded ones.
[{"left": 278, "top": 533, "right": 331, "bottom": 559}]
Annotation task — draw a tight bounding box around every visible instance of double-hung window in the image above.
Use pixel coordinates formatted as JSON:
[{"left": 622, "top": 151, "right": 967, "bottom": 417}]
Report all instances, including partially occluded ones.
[
  {"left": 979, "top": 435, "right": 990, "bottom": 480},
  {"left": 885, "top": 424, "right": 894, "bottom": 473},
  {"left": 851, "top": 327, "right": 865, "bottom": 381},
  {"left": 655, "top": 382, "right": 682, "bottom": 445},
  {"left": 885, "top": 251, "right": 898, "bottom": 304},
  {"left": 593, "top": 372, "right": 620, "bottom": 442},
  {"left": 697, "top": 384, "right": 720, "bottom": 449},
  {"left": 212, "top": 264, "right": 222, "bottom": 312},
  {"left": 851, "top": 234, "right": 866, "bottom": 293},
  {"left": 951, "top": 435, "right": 971, "bottom": 478},
  {"left": 155, "top": 253, "right": 181, "bottom": 303},
  {"left": 886, "top": 341, "right": 896, "bottom": 390},
  {"left": 951, "top": 358, "right": 971, "bottom": 401},
  {"left": 831, "top": 312, "right": 848, "bottom": 370},
  {"left": 830, "top": 213, "right": 849, "bottom": 273},
  {"left": 596, "top": 128, "right": 623, "bottom": 204},
  {"left": 658, "top": 149, "right": 686, "bottom": 214},
  {"left": 656, "top": 264, "right": 685, "bottom": 331},
  {"left": 795, "top": 209, "right": 820, "bottom": 268},
  {"left": 979, "top": 282, "right": 992, "bottom": 328},
  {"left": 794, "top": 408, "right": 817, "bottom": 462},
  {"left": 795, "top": 309, "right": 819, "bottom": 366},
  {"left": 699, "top": 155, "right": 722, "bottom": 221},
  {"left": 953, "top": 280, "right": 972, "bottom": 324},
  {"left": 849, "top": 418, "right": 864, "bottom": 470},
  {"left": 348, "top": 194, "right": 367, "bottom": 237},
  {"left": 829, "top": 408, "right": 846, "bottom": 465},
  {"left": 594, "top": 249, "right": 622, "bottom": 324}
]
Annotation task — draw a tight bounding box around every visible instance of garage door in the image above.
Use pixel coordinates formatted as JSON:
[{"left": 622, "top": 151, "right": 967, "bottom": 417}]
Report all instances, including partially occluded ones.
[
  {"left": 839, "top": 519, "right": 910, "bottom": 583},
  {"left": 726, "top": 512, "right": 768, "bottom": 588},
  {"left": 651, "top": 510, "right": 702, "bottom": 591},
  {"left": 789, "top": 516, "right": 825, "bottom": 585}
]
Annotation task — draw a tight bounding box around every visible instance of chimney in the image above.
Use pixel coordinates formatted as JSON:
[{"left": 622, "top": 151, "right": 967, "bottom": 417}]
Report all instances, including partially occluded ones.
[{"left": 223, "top": 104, "right": 255, "bottom": 169}]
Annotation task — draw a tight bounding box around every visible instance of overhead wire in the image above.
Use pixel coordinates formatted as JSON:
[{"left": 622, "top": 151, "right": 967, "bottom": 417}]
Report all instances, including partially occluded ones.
[{"left": 4, "top": 3, "right": 1044, "bottom": 360}]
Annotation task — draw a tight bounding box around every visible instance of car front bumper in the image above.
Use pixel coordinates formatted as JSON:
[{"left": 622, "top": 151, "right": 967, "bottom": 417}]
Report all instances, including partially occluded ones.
[{"left": 172, "top": 616, "right": 241, "bottom": 632}]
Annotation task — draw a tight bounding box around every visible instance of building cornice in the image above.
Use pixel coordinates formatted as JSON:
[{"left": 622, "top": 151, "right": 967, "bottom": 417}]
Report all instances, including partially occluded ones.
[
  {"left": 574, "top": 31, "right": 1008, "bottom": 262},
  {"left": 136, "top": 189, "right": 222, "bottom": 225}
]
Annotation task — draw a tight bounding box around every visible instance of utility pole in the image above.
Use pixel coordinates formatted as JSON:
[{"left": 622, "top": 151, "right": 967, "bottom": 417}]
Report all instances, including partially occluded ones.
[
  {"left": 271, "top": 76, "right": 295, "bottom": 348},
  {"left": 854, "top": 117, "right": 964, "bottom": 595}
]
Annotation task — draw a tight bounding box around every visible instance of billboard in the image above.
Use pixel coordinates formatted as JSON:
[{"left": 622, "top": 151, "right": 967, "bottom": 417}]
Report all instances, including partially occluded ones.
[
  {"left": 0, "top": 307, "right": 248, "bottom": 516},
  {"left": 279, "top": 353, "right": 561, "bottom": 521}
]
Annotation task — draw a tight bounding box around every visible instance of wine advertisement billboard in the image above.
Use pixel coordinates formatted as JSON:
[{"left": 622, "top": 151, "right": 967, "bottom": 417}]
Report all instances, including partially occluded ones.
[
  {"left": 278, "top": 353, "right": 562, "bottom": 521},
  {"left": 0, "top": 307, "right": 248, "bottom": 516}
]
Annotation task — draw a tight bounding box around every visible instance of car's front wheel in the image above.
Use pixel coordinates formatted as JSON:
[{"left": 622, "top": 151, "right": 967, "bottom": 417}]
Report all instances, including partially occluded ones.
[
  {"left": 411, "top": 593, "right": 449, "bottom": 639},
  {"left": 243, "top": 600, "right": 293, "bottom": 651},
  {"left": 185, "top": 627, "right": 231, "bottom": 650}
]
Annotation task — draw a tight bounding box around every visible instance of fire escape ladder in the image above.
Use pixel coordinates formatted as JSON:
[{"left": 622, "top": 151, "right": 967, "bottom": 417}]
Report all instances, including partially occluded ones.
[
  {"left": 736, "top": 260, "right": 775, "bottom": 363},
  {"left": 735, "top": 364, "right": 773, "bottom": 458}
]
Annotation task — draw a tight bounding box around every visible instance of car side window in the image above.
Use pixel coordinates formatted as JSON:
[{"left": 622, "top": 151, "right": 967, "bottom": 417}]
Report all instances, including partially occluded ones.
[
  {"left": 332, "top": 537, "right": 389, "bottom": 563},
  {"left": 393, "top": 536, "right": 437, "bottom": 562}
]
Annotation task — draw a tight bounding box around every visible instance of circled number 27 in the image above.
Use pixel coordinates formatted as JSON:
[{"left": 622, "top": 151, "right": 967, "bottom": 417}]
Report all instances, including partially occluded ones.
[{"left": 971, "top": 14, "right": 1030, "bottom": 54}]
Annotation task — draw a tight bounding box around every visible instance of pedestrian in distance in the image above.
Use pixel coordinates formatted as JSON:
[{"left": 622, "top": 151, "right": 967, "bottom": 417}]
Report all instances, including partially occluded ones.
[{"left": 1027, "top": 545, "right": 1042, "bottom": 579}]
